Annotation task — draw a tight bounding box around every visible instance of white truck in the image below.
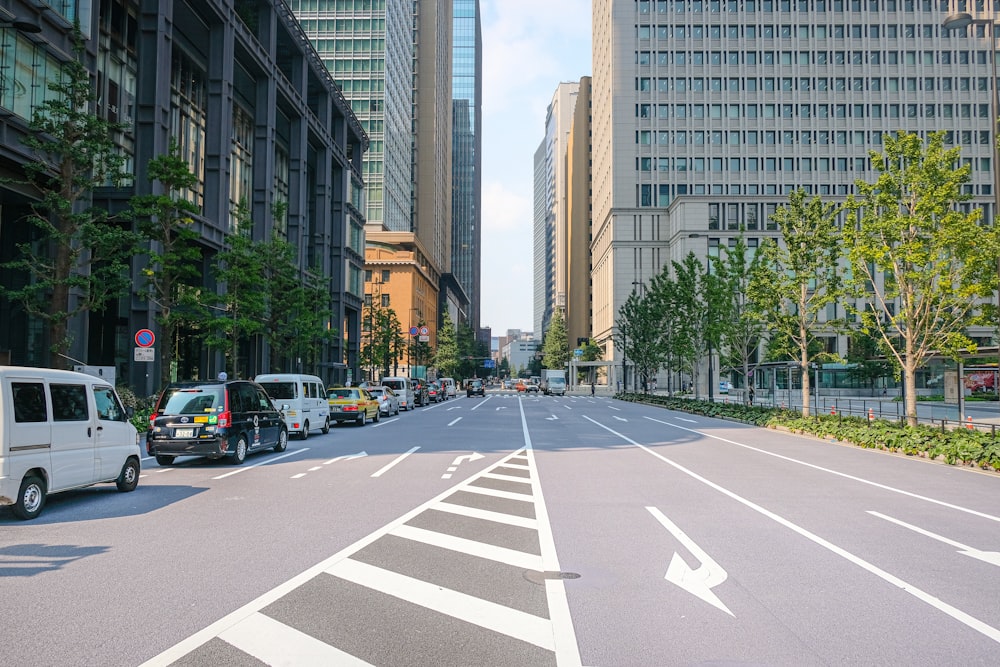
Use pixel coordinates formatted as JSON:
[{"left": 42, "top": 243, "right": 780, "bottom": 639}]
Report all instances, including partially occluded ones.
[{"left": 540, "top": 369, "right": 567, "bottom": 396}]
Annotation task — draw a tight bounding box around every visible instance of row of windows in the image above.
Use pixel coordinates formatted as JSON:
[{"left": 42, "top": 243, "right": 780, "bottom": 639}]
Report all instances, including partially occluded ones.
[
  {"left": 637, "top": 155, "right": 991, "bottom": 179},
  {"left": 638, "top": 76, "right": 994, "bottom": 95},
  {"left": 640, "top": 180, "right": 986, "bottom": 206},
  {"left": 636, "top": 101, "right": 992, "bottom": 120},
  {"left": 636, "top": 22, "right": 986, "bottom": 41},
  {"left": 636, "top": 0, "right": 957, "bottom": 14},
  {"left": 637, "top": 49, "right": 992, "bottom": 67},
  {"left": 297, "top": 18, "right": 386, "bottom": 33},
  {"left": 637, "top": 129, "right": 991, "bottom": 147},
  {"left": 290, "top": 0, "right": 387, "bottom": 11}
]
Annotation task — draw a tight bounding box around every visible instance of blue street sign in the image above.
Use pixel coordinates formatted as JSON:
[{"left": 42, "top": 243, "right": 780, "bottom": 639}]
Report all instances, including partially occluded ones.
[
  {"left": 574, "top": 349, "right": 584, "bottom": 357},
  {"left": 483, "top": 359, "right": 495, "bottom": 368}
]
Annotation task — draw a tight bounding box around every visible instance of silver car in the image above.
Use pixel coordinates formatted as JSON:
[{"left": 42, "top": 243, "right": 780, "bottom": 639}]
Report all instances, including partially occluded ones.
[{"left": 367, "top": 386, "right": 400, "bottom": 416}]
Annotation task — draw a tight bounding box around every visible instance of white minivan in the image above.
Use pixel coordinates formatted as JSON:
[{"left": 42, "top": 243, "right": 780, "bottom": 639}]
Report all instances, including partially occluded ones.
[
  {"left": 380, "top": 376, "right": 415, "bottom": 411},
  {"left": 440, "top": 377, "right": 456, "bottom": 399},
  {"left": 0, "top": 366, "right": 141, "bottom": 520},
  {"left": 255, "top": 373, "right": 330, "bottom": 439}
]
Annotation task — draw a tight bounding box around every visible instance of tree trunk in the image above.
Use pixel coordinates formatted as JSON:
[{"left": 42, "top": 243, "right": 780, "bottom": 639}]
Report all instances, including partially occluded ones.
[{"left": 800, "top": 343, "right": 811, "bottom": 418}]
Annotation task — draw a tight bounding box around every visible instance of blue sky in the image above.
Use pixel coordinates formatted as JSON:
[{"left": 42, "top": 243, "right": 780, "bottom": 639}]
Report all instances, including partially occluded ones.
[{"left": 478, "top": 0, "right": 591, "bottom": 335}]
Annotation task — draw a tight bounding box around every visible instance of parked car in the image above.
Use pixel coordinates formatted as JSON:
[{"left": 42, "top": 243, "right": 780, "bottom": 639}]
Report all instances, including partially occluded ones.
[
  {"left": 719, "top": 381, "right": 734, "bottom": 394},
  {"left": 327, "top": 387, "right": 380, "bottom": 425},
  {"left": 0, "top": 366, "right": 141, "bottom": 520},
  {"left": 380, "top": 377, "right": 415, "bottom": 411},
  {"left": 411, "top": 378, "right": 430, "bottom": 406},
  {"left": 147, "top": 379, "right": 288, "bottom": 466},
  {"left": 367, "top": 386, "right": 400, "bottom": 416},
  {"left": 466, "top": 378, "right": 485, "bottom": 397},
  {"left": 427, "top": 381, "right": 443, "bottom": 403},
  {"left": 255, "top": 373, "right": 330, "bottom": 439},
  {"left": 440, "top": 377, "right": 457, "bottom": 398}
]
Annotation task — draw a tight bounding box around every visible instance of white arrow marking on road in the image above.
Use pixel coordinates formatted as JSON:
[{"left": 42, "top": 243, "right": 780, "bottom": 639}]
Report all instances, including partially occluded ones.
[
  {"left": 546, "top": 414, "right": 559, "bottom": 421},
  {"left": 868, "top": 511, "right": 1000, "bottom": 567},
  {"left": 647, "top": 506, "right": 733, "bottom": 616},
  {"left": 323, "top": 451, "right": 368, "bottom": 465},
  {"left": 495, "top": 406, "right": 508, "bottom": 410},
  {"left": 451, "top": 452, "right": 485, "bottom": 466},
  {"left": 613, "top": 416, "right": 627, "bottom": 422}
]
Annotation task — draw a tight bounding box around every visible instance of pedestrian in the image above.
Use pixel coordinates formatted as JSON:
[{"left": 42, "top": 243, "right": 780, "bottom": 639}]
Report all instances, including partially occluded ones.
[
  {"left": 591, "top": 380, "right": 596, "bottom": 397},
  {"left": 617, "top": 380, "right": 621, "bottom": 393},
  {"left": 749, "top": 386, "right": 755, "bottom": 405}
]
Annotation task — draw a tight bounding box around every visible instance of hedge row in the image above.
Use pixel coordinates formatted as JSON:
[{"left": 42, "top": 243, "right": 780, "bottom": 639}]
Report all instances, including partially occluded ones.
[{"left": 617, "top": 392, "right": 1000, "bottom": 471}]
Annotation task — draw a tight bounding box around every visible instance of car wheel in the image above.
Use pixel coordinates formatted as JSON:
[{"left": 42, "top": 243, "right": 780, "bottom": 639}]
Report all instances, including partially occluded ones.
[
  {"left": 274, "top": 429, "right": 288, "bottom": 453},
  {"left": 116, "top": 458, "right": 140, "bottom": 492},
  {"left": 13, "top": 475, "right": 45, "bottom": 520},
  {"left": 155, "top": 455, "right": 175, "bottom": 466},
  {"left": 357, "top": 412, "right": 366, "bottom": 426},
  {"left": 395, "top": 404, "right": 400, "bottom": 415},
  {"left": 373, "top": 409, "right": 380, "bottom": 423},
  {"left": 301, "top": 421, "right": 310, "bottom": 440},
  {"left": 232, "top": 435, "right": 248, "bottom": 464},
  {"left": 321, "top": 418, "right": 330, "bottom": 434}
]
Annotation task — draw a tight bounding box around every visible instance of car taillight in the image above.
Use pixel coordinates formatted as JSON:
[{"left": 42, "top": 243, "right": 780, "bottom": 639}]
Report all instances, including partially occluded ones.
[
  {"left": 343, "top": 405, "right": 358, "bottom": 411},
  {"left": 218, "top": 411, "right": 231, "bottom": 427}
]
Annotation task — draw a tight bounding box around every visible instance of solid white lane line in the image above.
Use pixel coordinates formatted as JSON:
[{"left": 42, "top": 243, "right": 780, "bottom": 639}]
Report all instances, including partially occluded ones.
[
  {"left": 432, "top": 501, "right": 539, "bottom": 529},
  {"left": 643, "top": 416, "right": 1000, "bottom": 523},
  {"left": 458, "top": 484, "right": 535, "bottom": 502},
  {"left": 213, "top": 448, "right": 309, "bottom": 479},
  {"left": 481, "top": 471, "right": 533, "bottom": 484},
  {"left": 586, "top": 415, "right": 1000, "bottom": 647},
  {"left": 469, "top": 396, "right": 492, "bottom": 411},
  {"left": 390, "top": 524, "right": 544, "bottom": 570},
  {"left": 370, "top": 446, "right": 420, "bottom": 478},
  {"left": 219, "top": 612, "right": 374, "bottom": 667},
  {"left": 519, "top": 397, "right": 583, "bottom": 667},
  {"left": 448, "top": 417, "right": 462, "bottom": 426},
  {"left": 325, "top": 558, "right": 554, "bottom": 651},
  {"left": 291, "top": 473, "right": 307, "bottom": 479}
]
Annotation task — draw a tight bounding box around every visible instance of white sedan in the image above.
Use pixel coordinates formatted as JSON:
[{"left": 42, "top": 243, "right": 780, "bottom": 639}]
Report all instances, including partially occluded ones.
[{"left": 367, "top": 387, "right": 400, "bottom": 416}]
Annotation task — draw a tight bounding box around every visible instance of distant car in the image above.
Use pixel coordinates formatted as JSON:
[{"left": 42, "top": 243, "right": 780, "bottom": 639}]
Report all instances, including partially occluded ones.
[
  {"left": 327, "top": 387, "right": 380, "bottom": 425},
  {"left": 380, "top": 377, "right": 415, "bottom": 411},
  {"left": 440, "top": 377, "right": 457, "bottom": 398},
  {"left": 148, "top": 379, "right": 287, "bottom": 466},
  {"left": 466, "top": 379, "right": 485, "bottom": 397},
  {"left": 411, "top": 379, "right": 429, "bottom": 406},
  {"left": 523, "top": 382, "right": 540, "bottom": 393},
  {"left": 427, "top": 381, "right": 443, "bottom": 403},
  {"left": 367, "top": 386, "right": 400, "bottom": 416},
  {"left": 516, "top": 380, "right": 526, "bottom": 392},
  {"left": 719, "top": 381, "right": 733, "bottom": 394}
]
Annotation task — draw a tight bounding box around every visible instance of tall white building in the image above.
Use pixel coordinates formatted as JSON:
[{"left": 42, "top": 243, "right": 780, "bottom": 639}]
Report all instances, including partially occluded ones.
[
  {"left": 591, "top": 0, "right": 1000, "bottom": 372},
  {"left": 533, "top": 82, "right": 580, "bottom": 339}
]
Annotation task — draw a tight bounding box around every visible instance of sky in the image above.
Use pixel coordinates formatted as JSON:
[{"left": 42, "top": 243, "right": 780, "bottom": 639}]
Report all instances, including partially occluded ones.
[{"left": 477, "top": 0, "right": 592, "bottom": 335}]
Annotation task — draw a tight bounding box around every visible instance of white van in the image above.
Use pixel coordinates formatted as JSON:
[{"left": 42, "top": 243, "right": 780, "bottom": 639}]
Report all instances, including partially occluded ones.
[
  {"left": 380, "top": 376, "right": 415, "bottom": 411},
  {"left": 255, "top": 373, "right": 330, "bottom": 439},
  {"left": 440, "top": 377, "right": 456, "bottom": 399},
  {"left": 0, "top": 366, "right": 141, "bottom": 520}
]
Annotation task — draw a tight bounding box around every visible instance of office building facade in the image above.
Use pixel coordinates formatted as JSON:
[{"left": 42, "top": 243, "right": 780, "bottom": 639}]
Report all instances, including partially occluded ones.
[{"left": 591, "top": 0, "right": 1000, "bottom": 373}]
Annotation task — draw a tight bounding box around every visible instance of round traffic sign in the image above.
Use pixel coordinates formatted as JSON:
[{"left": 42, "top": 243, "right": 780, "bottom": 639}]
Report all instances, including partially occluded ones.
[
  {"left": 409, "top": 326, "right": 419, "bottom": 336},
  {"left": 135, "top": 329, "right": 155, "bottom": 348},
  {"left": 419, "top": 326, "right": 429, "bottom": 336}
]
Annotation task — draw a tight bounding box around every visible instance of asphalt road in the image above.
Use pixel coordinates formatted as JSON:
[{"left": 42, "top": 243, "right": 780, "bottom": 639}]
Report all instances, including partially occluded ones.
[{"left": 1, "top": 390, "right": 998, "bottom": 666}]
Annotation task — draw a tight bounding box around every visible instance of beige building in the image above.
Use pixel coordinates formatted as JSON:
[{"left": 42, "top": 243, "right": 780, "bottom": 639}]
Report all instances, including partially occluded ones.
[{"left": 566, "top": 77, "right": 593, "bottom": 351}]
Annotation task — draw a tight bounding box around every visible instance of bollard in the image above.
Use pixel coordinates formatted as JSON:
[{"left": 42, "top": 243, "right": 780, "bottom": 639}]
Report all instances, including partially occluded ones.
[
  {"left": 868, "top": 407, "right": 874, "bottom": 422},
  {"left": 967, "top": 415, "right": 974, "bottom": 430},
  {"left": 830, "top": 405, "right": 836, "bottom": 416}
]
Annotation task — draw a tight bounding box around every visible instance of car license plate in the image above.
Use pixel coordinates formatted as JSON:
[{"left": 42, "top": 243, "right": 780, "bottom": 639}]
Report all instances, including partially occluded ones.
[{"left": 174, "top": 428, "right": 194, "bottom": 438}]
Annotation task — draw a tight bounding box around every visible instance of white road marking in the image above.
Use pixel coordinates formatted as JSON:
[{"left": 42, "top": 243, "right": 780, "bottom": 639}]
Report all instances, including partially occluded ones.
[
  {"left": 323, "top": 451, "right": 367, "bottom": 465},
  {"left": 676, "top": 417, "right": 697, "bottom": 423},
  {"left": 868, "top": 511, "right": 1000, "bottom": 567},
  {"left": 586, "top": 415, "right": 1000, "bottom": 647},
  {"left": 218, "top": 612, "right": 375, "bottom": 666},
  {"left": 564, "top": 405, "right": 573, "bottom": 410},
  {"left": 432, "top": 501, "right": 539, "bottom": 529},
  {"left": 326, "top": 558, "right": 554, "bottom": 651},
  {"left": 291, "top": 473, "right": 307, "bottom": 479},
  {"left": 647, "top": 507, "right": 732, "bottom": 616},
  {"left": 608, "top": 406, "right": 620, "bottom": 411},
  {"left": 458, "top": 484, "right": 535, "bottom": 502},
  {"left": 448, "top": 417, "right": 462, "bottom": 426},
  {"left": 370, "top": 446, "right": 420, "bottom": 478},
  {"left": 390, "top": 524, "right": 544, "bottom": 570},
  {"left": 643, "top": 416, "right": 1000, "bottom": 524},
  {"left": 546, "top": 414, "right": 559, "bottom": 421},
  {"left": 372, "top": 417, "right": 400, "bottom": 428},
  {"left": 482, "top": 471, "right": 532, "bottom": 484},
  {"left": 613, "top": 416, "right": 627, "bottom": 422},
  {"left": 212, "top": 448, "right": 309, "bottom": 480},
  {"left": 497, "top": 462, "right": 530, "bottom": 471},
  {"left": 452, "top": 452, "right": 485, "bottom": 466},
  {"left": 469, "top": 396, "right": 492, "bottom": 411},
  {"left": 309, "top": 466, "right": 322, "bottom": 472}
]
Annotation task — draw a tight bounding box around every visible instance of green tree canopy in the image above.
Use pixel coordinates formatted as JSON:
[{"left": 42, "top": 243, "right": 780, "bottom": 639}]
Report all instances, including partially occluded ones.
[
  {"left": 541, "top": 308, "right": 570, "bottom": 370},
  {"left": 433, "top": 310, "right": 461, "bottom": 377}
]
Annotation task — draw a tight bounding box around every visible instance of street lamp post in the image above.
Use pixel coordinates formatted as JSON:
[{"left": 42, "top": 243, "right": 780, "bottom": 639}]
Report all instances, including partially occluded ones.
[{"left": 944, "top": 8, "right": 1000, "bottom": 350}]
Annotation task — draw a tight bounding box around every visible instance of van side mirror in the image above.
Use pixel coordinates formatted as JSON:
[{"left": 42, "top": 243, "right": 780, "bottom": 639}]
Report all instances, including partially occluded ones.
[{"left": 126, "top": 406, "right": 135, "bottom": 419}]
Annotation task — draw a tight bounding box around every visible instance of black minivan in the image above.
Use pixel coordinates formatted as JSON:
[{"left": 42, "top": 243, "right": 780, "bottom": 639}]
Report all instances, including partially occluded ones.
[{"left": 147, "top": 380, "right": 288, "bottom": 466}]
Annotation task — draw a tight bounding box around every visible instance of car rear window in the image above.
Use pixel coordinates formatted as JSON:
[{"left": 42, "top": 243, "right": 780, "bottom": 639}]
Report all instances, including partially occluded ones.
[
  {"left": 329, "top": 389, "right": 359, "bottom": 399},
  {"left": 382, "top": 380, "right": 405, "bottom": 391},
  {"left": 261, "top": 382, "right": 297, "bottom": 400},
  {"left": 161, "top": 387, "right": 225, "bottom": 415}
]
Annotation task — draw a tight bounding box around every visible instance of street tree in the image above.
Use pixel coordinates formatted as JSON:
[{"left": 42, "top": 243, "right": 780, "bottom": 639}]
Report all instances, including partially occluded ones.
[
  {"left": 541, "top": 308, "right": 570, "bottom": 370},
  {"left": 750, "top": 189, "right": 844, "bottom": 417},
  {"left": 130, "top": 142, "right": 202, "bottom": 385},
  {"left": 671, "top": 253, "right": 708, "bottom": 398},
  {"left": 2, "top": 28, "right": 135, "bottom": 368},
  {"left": 576, "top": 338, "right": 604, "bottom": 383},
  {"left": 845, "top": 329, "right": 896, "bottom": 396},
  {"left": 715, "top": 237, "right": 769, "bottom": 403},
  {"left": 433, "top": 311, "right": 461, "bottom": 377},
  {"left": 844, "top": 131, "right": 1000, "bottom": 426},
  {"left": 615, "top": 288, "right": 664, "bottom": 393},
  {"left": 207, "top": 226, "right": 267, "bottom": 378}
]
